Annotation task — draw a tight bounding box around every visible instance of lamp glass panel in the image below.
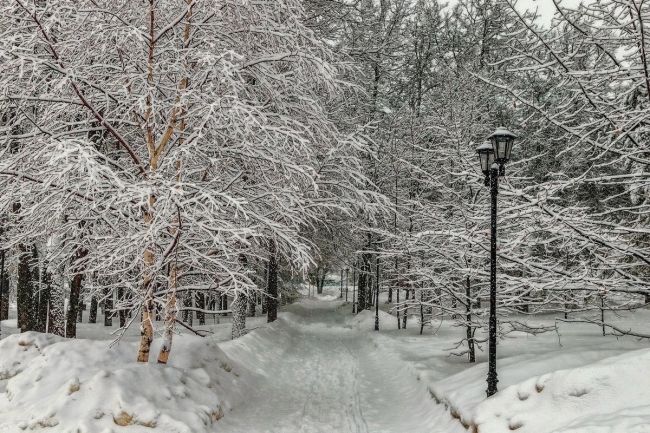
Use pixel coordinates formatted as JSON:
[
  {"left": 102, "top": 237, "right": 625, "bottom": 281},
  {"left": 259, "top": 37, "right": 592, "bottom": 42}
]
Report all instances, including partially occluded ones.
[
  {"left": 497, "top": 137, "right": 508, "bottom": 160},
  {"left": 487, "top": 151, "right": 495, "bottom": 168},
  {"left": 505, "top": 138, "right": 514, "bottom": 160},
  {"left": 479, "top": 151, "right": 489, "bottom": 173}
]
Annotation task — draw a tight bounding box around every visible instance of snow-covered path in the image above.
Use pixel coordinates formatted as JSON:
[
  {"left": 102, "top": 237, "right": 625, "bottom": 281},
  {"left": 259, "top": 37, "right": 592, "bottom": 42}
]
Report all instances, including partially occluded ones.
[{"left": 217, "top": 299, "right": 446, "bottom": 433}]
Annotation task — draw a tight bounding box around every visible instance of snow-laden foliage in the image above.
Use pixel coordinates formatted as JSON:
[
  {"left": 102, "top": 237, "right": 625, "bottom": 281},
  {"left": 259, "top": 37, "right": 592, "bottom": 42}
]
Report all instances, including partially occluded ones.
[{"left": 0, "top": 0, "right": 372, "bottom": 356}]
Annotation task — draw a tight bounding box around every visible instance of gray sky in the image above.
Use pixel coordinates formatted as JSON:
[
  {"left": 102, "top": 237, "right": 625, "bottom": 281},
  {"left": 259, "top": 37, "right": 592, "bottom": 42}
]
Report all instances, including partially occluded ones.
[{"left": 514, "top": 0, "right": 583, "bottom": 25}]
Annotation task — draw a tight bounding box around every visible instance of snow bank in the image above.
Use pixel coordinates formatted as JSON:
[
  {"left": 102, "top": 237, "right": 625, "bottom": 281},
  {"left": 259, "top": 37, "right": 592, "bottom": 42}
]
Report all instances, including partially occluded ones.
[
  {"left": 348, "top": 309, "right": 395, "bottom": 331},
  {"left": 0, "top": 332, "right": 253, "bottom": 433},
  {"left": 472, "top": 349, "right": 650, "bottom": 433}
]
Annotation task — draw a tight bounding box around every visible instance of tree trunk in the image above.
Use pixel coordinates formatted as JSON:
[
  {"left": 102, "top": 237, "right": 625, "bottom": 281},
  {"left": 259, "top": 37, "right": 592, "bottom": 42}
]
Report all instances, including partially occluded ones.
[
  {"left": 182, "top": 291, "right": 193, "bottom": 325},
  {"left": 267, "top": 241, "right": 278, "bottom": 323},
  {"left": 157, "top": 264, "right": 178, "bottom": 364},
  {"left": 220, "top": 292, "right": 228, "bottom": 312},
  {"left": 232, "top": 293, "right": 247, "bottom": 339},
  {"left": 35, "top": 267, "right": 51, "bottom": 333},
  {"left": 316, "top": 267, "right": 325, "bottom": 294},
  {"left": 357, "top": 251, "right": 371, "bottom": 312},
  {"left": 66, "top": 274, "right": 83, "bottom": 338},
  {"left": 196, "top": 292, "right": 206, "bottom": 325},
  {"left": 17, "top": 244, "right": 36, "bottom": 333},
  {"left": 466, "top": 276, "right": 475, "bottom": 363},
  {"left": 77, "top": 297, "right": 84, "bottom": 323},
  {"left": 49, "top": 270, "right": 66, "bottom": 337},
  {"left": 402, "top": 289, "right": 409, "bottom": 329},
  {"left": 89, "top": 296, "right": 98, "bottom": 323},
  {"left": 420, "top": 290, "right": 425, "bottom": 335},
  {"left": 118, "top": 287, "right": 128, "bottom": 328},
  {"left": 396, "top": 286, "right": 401, "bottom": 329},
  {"left": 104, "top": 288, "right": 113, "bottom": 326},
  {"left": 0, "top": 249, "right": 8, "bottom": 321}
]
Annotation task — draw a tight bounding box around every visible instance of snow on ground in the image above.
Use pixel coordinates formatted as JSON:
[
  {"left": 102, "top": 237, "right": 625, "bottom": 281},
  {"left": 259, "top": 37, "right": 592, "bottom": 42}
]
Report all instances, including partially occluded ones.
[
  {"left": 216, "top": 299, "right": 460, "bottom": 433},
  {"left": 473, "top": 349, "right": 650, "bottom": 432},
  {"left": 1, "top": 282, "right": 649, "bottom": 432},
  {"left": 369, "top": 297, "right": 650, "bottom": 433},
  {"left": 0, "top": 331, "right": 256, "bottom": 433}
]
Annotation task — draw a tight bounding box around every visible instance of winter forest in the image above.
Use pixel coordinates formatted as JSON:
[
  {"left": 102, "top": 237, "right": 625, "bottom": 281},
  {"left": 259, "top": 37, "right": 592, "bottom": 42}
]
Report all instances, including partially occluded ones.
[{"left": 1, "top": 0, "right": 650, "bottom": 431}]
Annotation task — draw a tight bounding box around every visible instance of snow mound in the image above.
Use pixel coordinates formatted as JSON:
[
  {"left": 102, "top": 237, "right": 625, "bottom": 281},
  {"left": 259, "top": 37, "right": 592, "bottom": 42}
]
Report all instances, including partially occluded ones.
[
  {"left": 472, "top": 349, "right": 650, "bottom": 433},
  {"left": 348, "top": 309, "right": 395, "bottom": 331},
  {"left": 0, "top": 332, "right": 252, "bottom": 433}
]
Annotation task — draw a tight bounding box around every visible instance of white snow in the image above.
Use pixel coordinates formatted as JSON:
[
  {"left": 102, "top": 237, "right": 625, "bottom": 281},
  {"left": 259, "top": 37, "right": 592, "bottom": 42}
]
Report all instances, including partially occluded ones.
[
  {"left": 0, "top": 285, "right": 649, "bottom": 432},
  {"left": 472, "top": 349, "right": 650, "bottom": 432},
  {"left": 0, "top": 332, "right": 253, "bottom": 433}
]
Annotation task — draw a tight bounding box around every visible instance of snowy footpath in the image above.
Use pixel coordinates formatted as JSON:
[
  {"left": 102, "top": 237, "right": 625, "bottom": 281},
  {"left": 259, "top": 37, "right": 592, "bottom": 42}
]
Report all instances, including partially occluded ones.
[{"left": 217, "top": 300, "right": 459, "bottom": 433}]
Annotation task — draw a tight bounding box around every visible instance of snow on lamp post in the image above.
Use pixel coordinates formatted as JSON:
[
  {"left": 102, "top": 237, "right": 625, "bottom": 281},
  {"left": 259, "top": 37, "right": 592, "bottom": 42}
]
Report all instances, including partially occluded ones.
[{"left": 477, "top": 127, "right": 517, "bottom": 398}]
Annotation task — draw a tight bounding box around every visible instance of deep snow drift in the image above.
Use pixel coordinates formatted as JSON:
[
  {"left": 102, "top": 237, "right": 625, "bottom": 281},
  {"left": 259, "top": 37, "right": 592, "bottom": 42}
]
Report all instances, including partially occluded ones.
[{"left": 0, "top": 331, "right": 254, "bottom": 433}]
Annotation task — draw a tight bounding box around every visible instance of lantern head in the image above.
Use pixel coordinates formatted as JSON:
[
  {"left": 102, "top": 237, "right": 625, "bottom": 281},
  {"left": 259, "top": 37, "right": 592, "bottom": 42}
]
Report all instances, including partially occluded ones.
[
  {"left": 488, "top": 127, "right": 517, "bottom": 165},
  {"left": 476, "top": 141, "right": 495, "bottom": 176}
]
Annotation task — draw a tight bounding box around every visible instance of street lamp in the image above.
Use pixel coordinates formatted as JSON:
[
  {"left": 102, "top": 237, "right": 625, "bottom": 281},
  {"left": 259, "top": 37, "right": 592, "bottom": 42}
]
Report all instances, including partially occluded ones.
[
  {"left": 476, "top": 127, "right": 517, "bottom": 398},
  {"left": 345, "top": 268, "right": 349, "bottom": 302}
]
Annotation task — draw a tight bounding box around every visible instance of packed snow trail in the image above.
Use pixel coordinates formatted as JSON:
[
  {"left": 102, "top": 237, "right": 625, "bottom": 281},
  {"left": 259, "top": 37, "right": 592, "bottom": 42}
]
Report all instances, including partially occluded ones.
[{"left": 217, "top": 298, "right": 446, "bottom": 433}]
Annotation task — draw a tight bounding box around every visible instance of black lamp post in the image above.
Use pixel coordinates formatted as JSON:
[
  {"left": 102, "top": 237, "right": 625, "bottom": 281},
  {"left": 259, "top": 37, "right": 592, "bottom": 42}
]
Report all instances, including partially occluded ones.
[
  {"left": 374, "top": 257, "right": 380, "bottom": 331},
  {"left": 476, "top": 127, "right": 517, "bottom": 398},
  {"left": 345, "top": 268, "right": 349, "bottom": 302}
]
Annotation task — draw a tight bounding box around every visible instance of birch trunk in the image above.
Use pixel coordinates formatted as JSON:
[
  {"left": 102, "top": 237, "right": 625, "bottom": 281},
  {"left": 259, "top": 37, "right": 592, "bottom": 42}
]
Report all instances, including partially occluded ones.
[{"left": 157, "top": 264, "right": 178, "bottom": 364}]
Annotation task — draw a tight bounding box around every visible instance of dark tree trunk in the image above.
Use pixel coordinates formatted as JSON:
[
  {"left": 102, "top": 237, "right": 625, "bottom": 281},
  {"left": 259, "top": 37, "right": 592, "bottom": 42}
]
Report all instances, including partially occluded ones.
[
  {"left": 420, "top": 290, "right": 425, "bottom": 335},
  {"left": 352, "top": 265, "right": 357, "bottom": 314},
  {"left": 600, "top": 295, "right": 606, "bottom": 336},
  {"left": 196, "top": 292, "right": 205, "bottom": 325},
  {"left": 0, "top": 249, "right": 8, "bottom": 321},
  {"left": 17, "top": 244, "right": 36, "bottom": 333},
  {"left": 358, "top": 251, "right": 371, "bottom": 311},
  {"left": 66, "top": 248, "right": 87, "bottom": 338},
  {"left": 220, "top": 292, "right": 228, "bottom": 311},
  {"left": 396, "top": 286, "right": 401, "bottom": 329},
  {"left": 267, "top": 241, "right": 279, "bottom": 323},
  {"left": 77, "top": 297, "right": 84, "bottom": 323},
  {"left": 182, "top": 291, "right": 193, "bottom": 326},
  {"left": 104, "top": 288, "right": 113, "bottom": 326},
  {"left": 357, "top": 266, "right": 367, "bottom": 312},
  {"left": 466, "top": 276, "right": 475, "bottom": 363},
  {"left": 67, "top": 274, "right": 83, "bottom": 338},
  {"left": 118, "top": 287, "right": 128, "bottom": 328},
  {"left": 374, "top": 258, "right": 380, "bottom": 331},
  {"left": 89, "top": 296, "right": 98, "bottom": 324},
  {"left": 402, "top": 289, "right": 410, "bottom": 329}
]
